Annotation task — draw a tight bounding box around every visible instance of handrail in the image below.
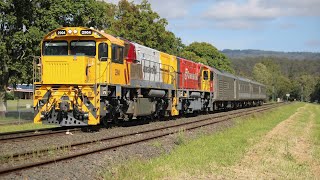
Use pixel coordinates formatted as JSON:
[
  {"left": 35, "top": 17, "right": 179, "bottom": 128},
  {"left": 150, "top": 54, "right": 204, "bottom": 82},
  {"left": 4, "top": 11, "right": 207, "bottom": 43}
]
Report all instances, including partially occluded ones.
[{"left": 33, "top": 56, "right": 41, "bottom": 83}]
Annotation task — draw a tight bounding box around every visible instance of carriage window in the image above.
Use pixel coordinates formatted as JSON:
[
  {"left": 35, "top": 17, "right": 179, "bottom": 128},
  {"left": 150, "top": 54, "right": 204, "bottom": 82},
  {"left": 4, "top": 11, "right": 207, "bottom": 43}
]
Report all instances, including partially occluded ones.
[
  {"left": 71, "top": 40, "right": 96, "bottom": 56},
  {"left": 43, "top": 41, "right": 68, "bottom": 55},
  {"left": 203, "top": 71, "right": 209, "bottom": 80},
  {"left": 112, "top": 45, "right": 124, "bottom": 64},
  {"left": 98, "top": 43, "right": 108, "bottom": 61}
]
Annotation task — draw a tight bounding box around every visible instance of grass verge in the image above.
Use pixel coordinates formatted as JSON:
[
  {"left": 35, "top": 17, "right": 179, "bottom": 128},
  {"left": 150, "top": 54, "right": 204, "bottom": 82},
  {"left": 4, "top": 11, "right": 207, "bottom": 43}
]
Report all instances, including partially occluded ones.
[
  {"left": 0, "top": 123, "right": 57, "bottom": 133},
  {"left": 312, "top": 104, "right": 320, "bottom": 162},
  {"left": 104, "top": 103, "right": 305, "bottom": 179},
  {"left": 6, "top": 99, "right": 33, "bottom": 111}
]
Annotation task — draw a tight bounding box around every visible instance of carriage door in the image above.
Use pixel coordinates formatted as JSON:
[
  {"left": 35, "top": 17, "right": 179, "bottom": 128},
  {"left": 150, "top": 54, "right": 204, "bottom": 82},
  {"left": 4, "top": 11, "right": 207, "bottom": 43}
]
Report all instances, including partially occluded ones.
[
  {"left": 210, "top": 71, "right": 214, "bottom": 92},
  {"left": 234, "top": 79, "right": 237, "bottom": 99}
]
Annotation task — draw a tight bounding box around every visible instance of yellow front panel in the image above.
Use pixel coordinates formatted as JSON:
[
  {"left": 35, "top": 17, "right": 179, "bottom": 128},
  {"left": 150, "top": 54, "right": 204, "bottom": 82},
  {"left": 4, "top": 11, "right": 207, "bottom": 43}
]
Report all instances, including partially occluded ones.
[{"left": 42, "top": 56, "right": 87, "bottom": 84}]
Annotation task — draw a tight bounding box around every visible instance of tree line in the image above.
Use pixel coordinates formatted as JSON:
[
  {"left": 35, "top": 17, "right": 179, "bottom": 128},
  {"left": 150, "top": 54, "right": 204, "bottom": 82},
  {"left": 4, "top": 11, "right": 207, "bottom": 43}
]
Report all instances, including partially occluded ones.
[{"left": 230, "top": 57, "right": 320, "bottom": 102}]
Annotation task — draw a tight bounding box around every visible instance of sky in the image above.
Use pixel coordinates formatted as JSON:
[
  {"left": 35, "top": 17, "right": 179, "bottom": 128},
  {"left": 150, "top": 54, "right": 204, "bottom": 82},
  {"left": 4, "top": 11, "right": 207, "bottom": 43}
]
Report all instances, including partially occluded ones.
[{"left": 106, "top": 0, "right": 320, "bottom": 52}]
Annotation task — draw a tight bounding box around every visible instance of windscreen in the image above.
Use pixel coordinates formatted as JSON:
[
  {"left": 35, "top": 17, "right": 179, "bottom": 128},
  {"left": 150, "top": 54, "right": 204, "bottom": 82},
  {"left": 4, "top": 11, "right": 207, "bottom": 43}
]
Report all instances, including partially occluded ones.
[
  {"left": 43, "top": 41, "right": 68, "bottom": 55},
  {"left": 71, "top": 41, "right": 96, "bottom": 56}
]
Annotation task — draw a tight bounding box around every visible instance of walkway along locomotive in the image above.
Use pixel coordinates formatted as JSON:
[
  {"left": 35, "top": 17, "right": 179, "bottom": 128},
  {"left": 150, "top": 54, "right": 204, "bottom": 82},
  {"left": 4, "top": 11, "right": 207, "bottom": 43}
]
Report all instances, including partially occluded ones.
[{"left": 33, "top": 27, "right": 266, "bottom": 126}]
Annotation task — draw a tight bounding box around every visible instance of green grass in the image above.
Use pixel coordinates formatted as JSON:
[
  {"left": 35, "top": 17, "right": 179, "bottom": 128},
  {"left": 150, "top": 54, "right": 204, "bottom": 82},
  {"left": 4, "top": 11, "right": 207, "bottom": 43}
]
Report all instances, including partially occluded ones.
[
  {"left": 312, "top": 104, "right": 320, "bottom": 161},
  {"left": 6, "top": 99, "right": 33, "bottom": 111},
  {"left": 104, "top": 102, "right": 305, "bottom": 179},
  {"left": 1, "top": 99, "right": 34, "bottom": 121},
  {"left": 0, "top": 123, "right": 57, "bottom": 133}
]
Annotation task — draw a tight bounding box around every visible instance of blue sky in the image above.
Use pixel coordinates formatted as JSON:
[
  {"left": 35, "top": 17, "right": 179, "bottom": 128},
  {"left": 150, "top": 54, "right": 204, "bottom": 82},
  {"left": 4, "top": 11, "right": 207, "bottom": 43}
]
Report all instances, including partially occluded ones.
[{"left": 107, "top": 0, "right": 320, "bottom": 52}]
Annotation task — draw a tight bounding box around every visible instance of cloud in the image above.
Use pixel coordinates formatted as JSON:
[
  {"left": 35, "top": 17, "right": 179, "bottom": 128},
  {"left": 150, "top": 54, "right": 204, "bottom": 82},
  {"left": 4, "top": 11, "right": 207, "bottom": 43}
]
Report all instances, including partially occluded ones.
[
  {"left": 204, "top": 0, "right": 280, "bottom": 20},
  {"left": 279, "top": 23, "right": 296, "bottom": 29},
  {"left": 202, "top": 0, "right": 320, "bottom": 29},
  {"left": 204, "top": 0, "right": 320, "bottom": 20},
  {"left": 305, "top": 39, "right": 320, "bottom": 47},
  {"left": 214, "top": 20, "right": 259, "bottom": 30},
  {"left": 103, "top": 0, "right": 195, "bottom": 19}
]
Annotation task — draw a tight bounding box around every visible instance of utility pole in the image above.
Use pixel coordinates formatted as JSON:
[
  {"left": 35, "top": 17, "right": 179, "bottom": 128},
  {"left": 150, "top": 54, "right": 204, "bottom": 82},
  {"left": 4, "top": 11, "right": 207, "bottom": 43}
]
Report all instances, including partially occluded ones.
[
  {"left": 272, "top": 86, "right": 275, "bottom": 102},
  {"left": 301, "top": 86, "right": 304, "bottom": 102}
]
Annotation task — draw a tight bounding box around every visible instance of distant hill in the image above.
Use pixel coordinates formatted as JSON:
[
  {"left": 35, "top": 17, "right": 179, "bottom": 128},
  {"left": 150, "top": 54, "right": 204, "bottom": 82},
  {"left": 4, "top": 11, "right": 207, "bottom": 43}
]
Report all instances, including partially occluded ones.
[{"left": 221, "top": 49, "right": 320, "bottom": 60}]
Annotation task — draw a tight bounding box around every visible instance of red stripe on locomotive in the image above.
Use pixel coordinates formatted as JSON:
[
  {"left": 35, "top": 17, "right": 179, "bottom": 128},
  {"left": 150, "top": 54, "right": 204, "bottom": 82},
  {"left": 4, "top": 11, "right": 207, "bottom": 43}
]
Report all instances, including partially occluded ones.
[
  {"left": 177, "top": 57, "right": 201, "bottom": 90},
  {"left": 125, "top": 41, "right": 136, "bottom": 63}
]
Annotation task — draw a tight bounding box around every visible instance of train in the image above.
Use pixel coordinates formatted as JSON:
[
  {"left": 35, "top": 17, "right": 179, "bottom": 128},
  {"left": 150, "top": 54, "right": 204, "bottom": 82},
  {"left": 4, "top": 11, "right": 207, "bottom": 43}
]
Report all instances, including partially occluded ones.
[{"left": 33, "top": 27, "right": 266, "bottom": 126}]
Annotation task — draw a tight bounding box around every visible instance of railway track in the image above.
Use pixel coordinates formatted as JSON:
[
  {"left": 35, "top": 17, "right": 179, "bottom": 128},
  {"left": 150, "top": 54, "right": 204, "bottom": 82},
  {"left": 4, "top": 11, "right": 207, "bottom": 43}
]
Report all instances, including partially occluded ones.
[
  {"left": 0, "top": 102, "right": 285, "bottom": 175},
  {"left": 0, "top": 127, "right": 82, "bottom": 142},
  {"left": 0, "top": 102, "right": 278, "bottom": 142}
]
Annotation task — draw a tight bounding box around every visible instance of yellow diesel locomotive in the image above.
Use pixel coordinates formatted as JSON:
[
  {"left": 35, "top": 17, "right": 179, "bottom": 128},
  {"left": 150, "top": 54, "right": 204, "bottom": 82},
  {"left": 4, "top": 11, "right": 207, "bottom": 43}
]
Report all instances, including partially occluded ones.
[{"left": 33, "top": 27, "right": 179, "bottom": 126}]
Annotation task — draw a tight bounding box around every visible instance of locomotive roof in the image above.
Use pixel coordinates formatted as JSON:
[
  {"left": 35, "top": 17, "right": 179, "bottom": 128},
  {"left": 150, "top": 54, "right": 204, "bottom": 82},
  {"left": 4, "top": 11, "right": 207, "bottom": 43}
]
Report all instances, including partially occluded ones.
[
  {"left": 43, "top": 27, "right": 124, "bottom": 46},
  {"left": 213, "top": 68, "right": 265, "bottom": 86},
  {"left": 212, "top": 68, "right": 238, "bottom": 79}
]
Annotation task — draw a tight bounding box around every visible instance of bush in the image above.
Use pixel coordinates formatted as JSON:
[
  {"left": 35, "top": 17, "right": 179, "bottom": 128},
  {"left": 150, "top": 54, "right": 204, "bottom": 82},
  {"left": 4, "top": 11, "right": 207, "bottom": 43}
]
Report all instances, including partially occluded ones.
[{"left": 5, "top": 92, "right": 14, "bottom": 100}]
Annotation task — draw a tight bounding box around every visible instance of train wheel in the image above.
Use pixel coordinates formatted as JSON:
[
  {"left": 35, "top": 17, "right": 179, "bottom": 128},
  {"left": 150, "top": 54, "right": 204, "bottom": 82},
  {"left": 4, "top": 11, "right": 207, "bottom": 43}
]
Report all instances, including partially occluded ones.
[{"left": 101, "top": 117, "right": 110, "bottom": 128}]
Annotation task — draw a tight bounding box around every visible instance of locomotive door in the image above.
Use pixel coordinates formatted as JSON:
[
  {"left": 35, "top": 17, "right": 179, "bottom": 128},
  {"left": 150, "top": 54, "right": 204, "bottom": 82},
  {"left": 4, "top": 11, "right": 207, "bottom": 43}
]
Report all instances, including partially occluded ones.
[
  {"left": 98, "top": 42, "right": 109, "bottom": 83},
  {"left": 201, "top": 70, "right": 210, "bottom": 91},
  {"left": 108, "top": 44, "right": 127, "bottom": 86}
]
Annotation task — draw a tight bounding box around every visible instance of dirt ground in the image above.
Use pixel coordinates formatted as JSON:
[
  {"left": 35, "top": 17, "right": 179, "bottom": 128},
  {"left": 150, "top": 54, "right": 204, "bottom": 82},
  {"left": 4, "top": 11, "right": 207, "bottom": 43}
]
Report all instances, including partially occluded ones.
[{"left": 193, "top": 104, "right": 320, "bottom": 179}]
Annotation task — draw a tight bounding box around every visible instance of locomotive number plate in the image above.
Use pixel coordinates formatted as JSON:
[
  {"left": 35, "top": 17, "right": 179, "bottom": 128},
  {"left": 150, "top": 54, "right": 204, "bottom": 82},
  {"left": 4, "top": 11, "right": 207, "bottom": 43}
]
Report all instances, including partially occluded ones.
[
  {"left": 80, "top": 30, "right": 92, "bottom": 35},
  {"left": 56, "top": 30, "right": 66, "bottom": 35}
]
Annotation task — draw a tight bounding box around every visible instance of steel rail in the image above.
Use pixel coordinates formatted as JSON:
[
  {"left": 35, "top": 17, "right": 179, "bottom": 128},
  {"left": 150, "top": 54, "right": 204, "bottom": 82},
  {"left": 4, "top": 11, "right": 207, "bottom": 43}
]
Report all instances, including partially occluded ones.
[{"left": 0, "top": 127, "right": 81, "bottom": 142}]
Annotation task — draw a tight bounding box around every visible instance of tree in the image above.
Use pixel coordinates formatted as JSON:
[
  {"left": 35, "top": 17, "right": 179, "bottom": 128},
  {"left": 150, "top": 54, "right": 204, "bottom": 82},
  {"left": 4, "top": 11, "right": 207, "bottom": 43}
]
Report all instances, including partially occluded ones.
[
  {"left": 252, "top": 60, "right": 293, "bottom": 100},
  {"left": 310, "top": 78, "right": 320, "bottom": 102},
  {"left": 179, "top": 51, "right": 207, "bottom": 64},
  {"left": 182, "top": 42, "right": 234, "bottom": 73},
  {"left": 108, "top": 0, "right": 184, "bottom": 55},
  {"left": 296, "top": 74, "right": 317, "bottom": 101},
  {"left": 0, "top": 0, "right": 114, "bottom": 116}
]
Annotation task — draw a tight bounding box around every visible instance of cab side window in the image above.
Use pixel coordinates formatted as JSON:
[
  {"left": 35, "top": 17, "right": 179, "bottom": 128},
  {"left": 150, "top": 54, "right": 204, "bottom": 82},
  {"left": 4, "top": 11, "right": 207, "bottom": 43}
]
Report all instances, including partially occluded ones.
[
  {"left": 210, "top": 71, "right": 214, "bottom": 81},
  {"left": 98, "top": 43, "right": 108, "bottom": 61},
  {"left": 112, "top": 45, "right": 124, "bottom": 64},
  {"left": 203, "top": 71, "right": 209, "bottom": 80}
]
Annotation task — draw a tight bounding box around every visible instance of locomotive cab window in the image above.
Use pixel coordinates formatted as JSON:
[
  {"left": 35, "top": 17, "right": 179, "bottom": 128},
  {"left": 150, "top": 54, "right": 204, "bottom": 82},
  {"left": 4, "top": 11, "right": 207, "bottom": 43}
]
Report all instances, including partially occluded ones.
[
  {"left": 71, "top": 40, "right": 96, "bottom": 56},
  {"left": 43, "top": 41, "right": 68, "bottom": 55},
  {"left": 203, "top": 71, "right": 209, "bottom": 80},
  {"left": 210, "top": 71, "right": 214, "bottom": 81},
  {"left": 112, "top": 45, "right": 124, "bottom": 64},
  {"left": 98, "top": 43, "right": 108, "bottom": 61}
]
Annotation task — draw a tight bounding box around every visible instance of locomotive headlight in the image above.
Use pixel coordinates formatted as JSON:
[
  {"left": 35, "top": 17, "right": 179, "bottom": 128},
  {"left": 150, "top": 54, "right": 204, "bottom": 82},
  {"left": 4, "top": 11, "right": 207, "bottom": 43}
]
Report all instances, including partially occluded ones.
[
  {"left": 68, "top": 29, "right": 72, "bottom": 34},
  {"left": 73, "top": 29, "right": 78, "bottom": 34},
  {"left": 83, "top": 113, "right": 89, "bottom": 120},
  {"left": 36, "top": 91, "right": 41, "bottom": 96}
]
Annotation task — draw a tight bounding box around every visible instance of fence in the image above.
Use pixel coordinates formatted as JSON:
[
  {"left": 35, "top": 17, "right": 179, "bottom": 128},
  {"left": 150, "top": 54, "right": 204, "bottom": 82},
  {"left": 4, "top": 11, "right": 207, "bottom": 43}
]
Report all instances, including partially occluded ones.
[{"left": 3, "top": 99, "right": 34, "bottom": 122}]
